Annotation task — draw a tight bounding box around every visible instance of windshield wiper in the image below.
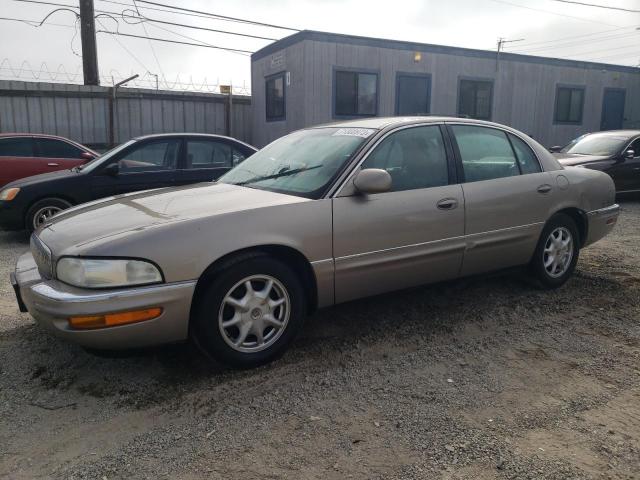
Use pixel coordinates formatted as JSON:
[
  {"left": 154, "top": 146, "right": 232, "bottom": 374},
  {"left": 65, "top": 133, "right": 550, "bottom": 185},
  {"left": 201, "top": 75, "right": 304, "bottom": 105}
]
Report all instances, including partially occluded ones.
[{"left": 235, "top": 165, "right": 322, "bottom": 186}]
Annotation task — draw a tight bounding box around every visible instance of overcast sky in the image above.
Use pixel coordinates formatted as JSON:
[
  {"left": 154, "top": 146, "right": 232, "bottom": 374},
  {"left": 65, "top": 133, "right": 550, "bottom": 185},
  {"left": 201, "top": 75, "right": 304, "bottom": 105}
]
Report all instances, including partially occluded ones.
[{"left": 0, "top": 0, "right": 638, "bottom": 92}]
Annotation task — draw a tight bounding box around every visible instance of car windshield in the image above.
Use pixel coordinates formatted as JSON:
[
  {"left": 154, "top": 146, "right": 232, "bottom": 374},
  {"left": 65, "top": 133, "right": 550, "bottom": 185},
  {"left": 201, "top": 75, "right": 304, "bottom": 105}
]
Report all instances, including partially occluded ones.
[
  {"left": 78, "top": 140, "right": 136, "bottom": 173},
  {"left": 561, "top": 134, "right": 628, "bottom": 156},
  {"left": 219, "top": 127, "right": 375, "bottom": 198}
]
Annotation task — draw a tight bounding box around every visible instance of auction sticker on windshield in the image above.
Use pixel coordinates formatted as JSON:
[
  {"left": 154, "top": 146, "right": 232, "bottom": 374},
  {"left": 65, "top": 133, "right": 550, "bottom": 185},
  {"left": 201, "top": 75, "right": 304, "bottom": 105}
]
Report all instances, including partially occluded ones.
[{"left": 332, "top": 128, "right": 375, "bottom": 138}]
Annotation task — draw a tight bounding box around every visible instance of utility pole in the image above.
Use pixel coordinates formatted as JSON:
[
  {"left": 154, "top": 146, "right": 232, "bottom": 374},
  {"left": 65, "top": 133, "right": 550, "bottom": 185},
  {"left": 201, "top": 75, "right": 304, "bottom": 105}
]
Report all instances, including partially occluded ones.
[
  {"left": 109, "top": 74, "right": 139, "bottom": 146},
  {"left": 79, "top": 0, "right": 99, "bottom": 85},
  {"left": 220, "top": 84, "right": 232, "bottom": 136},
  {"left": 496, "top": 37, "right": 524, "bottom": 71}
]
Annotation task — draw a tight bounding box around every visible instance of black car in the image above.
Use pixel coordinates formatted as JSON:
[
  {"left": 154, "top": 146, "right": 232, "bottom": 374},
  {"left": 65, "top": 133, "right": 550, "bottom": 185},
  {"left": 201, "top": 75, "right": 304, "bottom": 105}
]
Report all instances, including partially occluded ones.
[
  {"left": 551, "top": 130, "right": 640, "bottom": 194},
  {"left": 0, "top": 133, "right": 256, "bottom": 232}
]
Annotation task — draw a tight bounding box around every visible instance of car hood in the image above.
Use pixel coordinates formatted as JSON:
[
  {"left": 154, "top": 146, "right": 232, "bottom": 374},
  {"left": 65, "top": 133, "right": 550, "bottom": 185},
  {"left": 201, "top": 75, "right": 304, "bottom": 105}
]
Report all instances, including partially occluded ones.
[
  {"left": 554, "top": 153, "right": 612, "bottom": 166},
  {"left": 37, "top": 182, "right": 309, "bottom": 252},
  {"left": 3, "top": 168, "right": 79, "bottom": 189}
]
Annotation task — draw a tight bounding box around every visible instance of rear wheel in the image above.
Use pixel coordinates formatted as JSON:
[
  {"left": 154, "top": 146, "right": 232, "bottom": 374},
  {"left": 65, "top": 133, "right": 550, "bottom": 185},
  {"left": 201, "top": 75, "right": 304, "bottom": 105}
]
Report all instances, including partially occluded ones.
[
  {"left": 192, "top": 255, "right": 306, "bottom": 368},
  {"left": 530, "top": 213, "right": 580, "bottom": 289},
  {"left": 26, "top": 198, "right": 72, "bottom": 233}
]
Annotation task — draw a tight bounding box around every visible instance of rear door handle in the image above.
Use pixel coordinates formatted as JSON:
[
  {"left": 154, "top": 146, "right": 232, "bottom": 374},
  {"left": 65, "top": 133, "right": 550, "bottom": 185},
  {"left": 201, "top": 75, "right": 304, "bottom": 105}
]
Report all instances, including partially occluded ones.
[
  {"left": 537, "top": 184, "right": 552, "bottom": 194},
  {"left": 437, "top": 198, "right": 458, "bottom": 210},
  {"left": 47, "top": 163, "right": 59, "bottom": 167}
]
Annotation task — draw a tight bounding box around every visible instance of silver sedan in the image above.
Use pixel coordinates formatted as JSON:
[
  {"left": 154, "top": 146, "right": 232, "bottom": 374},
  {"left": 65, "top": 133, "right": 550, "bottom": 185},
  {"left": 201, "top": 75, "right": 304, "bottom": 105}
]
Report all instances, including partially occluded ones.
[{"left": 12, "top": 117, "right": 619, "bottom": 368}]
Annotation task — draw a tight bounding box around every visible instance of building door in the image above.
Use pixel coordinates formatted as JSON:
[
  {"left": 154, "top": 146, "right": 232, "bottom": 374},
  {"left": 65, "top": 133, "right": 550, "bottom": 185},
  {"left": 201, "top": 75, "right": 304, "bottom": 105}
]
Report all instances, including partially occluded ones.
[
  {"left": 600, "top": 89, "right": 625, "bottom": 131},
  {"left": 396, "top": 74, "right": 431, "bottom": 115}
]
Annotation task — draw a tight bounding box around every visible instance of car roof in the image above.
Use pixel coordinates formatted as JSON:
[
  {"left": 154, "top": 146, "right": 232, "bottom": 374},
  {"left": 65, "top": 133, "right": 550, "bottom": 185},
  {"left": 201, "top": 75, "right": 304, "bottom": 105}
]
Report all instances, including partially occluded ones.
[
  {"left": 132, "top": 132, "right": 256, "bottom": 149},
  {"left": 311, "top": 116, "right": 516, "bottom": 130},
  {"left": 0, "top": 133, "right": 78, "bottom": 140}
]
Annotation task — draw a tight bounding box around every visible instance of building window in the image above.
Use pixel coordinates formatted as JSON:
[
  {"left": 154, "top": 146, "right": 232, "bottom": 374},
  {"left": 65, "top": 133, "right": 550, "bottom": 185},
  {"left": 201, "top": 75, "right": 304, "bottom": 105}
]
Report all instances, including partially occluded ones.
[
  {"left": 554, "top": 86, "right": 584, "bottom": 124},
  {"left": 458, "top": 79, "right": 493, "bottom": 120},
  {"left": 265, "top": 72, "right": 285, "bottom": 121},
  {"left": 334, "top": 70, "right": 377, "bottom": 117},
  {"left": 396, "top": 73, "right": 431, "bottom": 115}
]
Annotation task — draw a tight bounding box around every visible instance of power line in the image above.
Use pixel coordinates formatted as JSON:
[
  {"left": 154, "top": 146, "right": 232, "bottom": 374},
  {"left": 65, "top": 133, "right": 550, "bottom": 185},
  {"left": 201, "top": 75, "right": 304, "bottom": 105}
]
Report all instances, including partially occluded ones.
[
  {"left": 587, "top": 51, "right": 640, "bottom": 63},
  {"left": 485, "top": 0, "right": 629, "bottom": 27},
  {"left": 10, "top": 0, "right": 281, "bottom": 41},
  {"left": 96, "top": 17, "right": 152, "bottom": 72},
  {"left": 563, "top": 43, "right": 640, "bottom": 58},
  {"left": 124, "top": 13, "right": 278, "bottom": 41},
  {"left": 144, "top": 20, "right": 251, "bottom": 56},
  {"left": 134, "top": 0, "right": 300, "bottom": 31},
  {"left": 548, "top": 0, "right": 640, "bottom": 13},
  {"left": 95, "top": 29, "right": 255, "bottom": 53},
  {"left": 97, "top": 0, "right": 231, "bottom": 22},
  {"left": 131, "top": 0, "right": 167, "bottom": 86},
  {"left": 507, "top": 31, "right": 640, "bottom": 54},
  {"left": 502, "top": 25, "right": 634, "bottom": 49},
  {"left": 0, "top": 15, "right": 76, "bottom": 27}
]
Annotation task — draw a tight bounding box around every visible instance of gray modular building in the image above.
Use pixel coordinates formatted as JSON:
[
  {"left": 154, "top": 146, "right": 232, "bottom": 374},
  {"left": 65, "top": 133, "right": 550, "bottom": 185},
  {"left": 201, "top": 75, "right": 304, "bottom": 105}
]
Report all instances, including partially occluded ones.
[{"left": 251, "top": 30, "right": 640, "bottom": 148}]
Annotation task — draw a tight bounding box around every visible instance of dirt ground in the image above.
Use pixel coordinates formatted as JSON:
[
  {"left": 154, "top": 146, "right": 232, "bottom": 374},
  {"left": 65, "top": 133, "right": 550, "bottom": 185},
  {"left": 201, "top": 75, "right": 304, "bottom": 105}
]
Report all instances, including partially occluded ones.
[{"left": 1, "top": 200, "right": 639, "bottom": 480}]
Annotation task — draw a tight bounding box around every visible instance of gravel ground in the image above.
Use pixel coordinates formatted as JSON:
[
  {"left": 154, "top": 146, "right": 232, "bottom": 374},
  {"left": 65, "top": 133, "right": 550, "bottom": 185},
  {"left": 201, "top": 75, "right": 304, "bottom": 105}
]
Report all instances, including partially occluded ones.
[{"left": 1, "top": 200, "right": 639, "bottom": 480}]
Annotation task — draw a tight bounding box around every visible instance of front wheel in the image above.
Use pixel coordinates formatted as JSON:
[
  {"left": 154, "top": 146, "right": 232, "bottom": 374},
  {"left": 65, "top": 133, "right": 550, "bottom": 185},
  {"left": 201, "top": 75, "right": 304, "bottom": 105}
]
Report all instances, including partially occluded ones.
[
  {"left": 192, "top": 255, "right": 306, "bottom": 368},
  {"left": 26, "top": 198, "right": 72, "bottom": 233},
  {"left": 530, "top": 213, "right": 580, "bottom": 289}
]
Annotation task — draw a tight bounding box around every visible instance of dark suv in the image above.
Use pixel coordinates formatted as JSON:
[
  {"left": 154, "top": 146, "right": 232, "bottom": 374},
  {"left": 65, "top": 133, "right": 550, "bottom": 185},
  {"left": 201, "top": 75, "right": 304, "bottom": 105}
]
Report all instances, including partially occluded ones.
[{"left": 0, "top": 133, "right": 256, "bottom": 232}]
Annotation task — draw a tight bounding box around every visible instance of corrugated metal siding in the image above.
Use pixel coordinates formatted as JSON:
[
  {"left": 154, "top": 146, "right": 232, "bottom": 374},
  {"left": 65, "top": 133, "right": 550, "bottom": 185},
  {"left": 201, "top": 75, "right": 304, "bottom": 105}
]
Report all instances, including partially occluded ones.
[
  {"left": 0, "top": 80, "right": 253, "bottom": 148},
  {"left": 252, "top": 38, "right": 640, "bottom": 148}
]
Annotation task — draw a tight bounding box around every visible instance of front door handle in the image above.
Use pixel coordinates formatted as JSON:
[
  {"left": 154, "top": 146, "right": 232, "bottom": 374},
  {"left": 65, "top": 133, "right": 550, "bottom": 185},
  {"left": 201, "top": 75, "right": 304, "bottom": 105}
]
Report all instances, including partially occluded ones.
[
  {"left": 47, "top": 163, "right": 59, "bottom": 167},
  {"left": 537, "top": 184, "right": 552, "bottom": 194},
  {"left": 437, "top": 198, "right": 458, "bottom": 210}
]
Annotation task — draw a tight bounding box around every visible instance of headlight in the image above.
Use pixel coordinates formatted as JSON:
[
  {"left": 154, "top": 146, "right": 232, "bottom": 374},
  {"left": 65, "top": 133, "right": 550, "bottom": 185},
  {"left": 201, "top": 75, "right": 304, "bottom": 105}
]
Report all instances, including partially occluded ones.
[
  {"left": 0, "top": 187, "right": 20, "bottom": 201},
  {"left": 56, "top": 257, "right": 163, "bottom": 288}
]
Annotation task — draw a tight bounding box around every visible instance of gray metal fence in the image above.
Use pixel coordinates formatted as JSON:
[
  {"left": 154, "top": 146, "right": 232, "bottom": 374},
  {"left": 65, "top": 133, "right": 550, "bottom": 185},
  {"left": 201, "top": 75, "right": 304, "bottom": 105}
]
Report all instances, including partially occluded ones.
[{"left": 0, "top": 80, "right": 252, "bottom": 149}]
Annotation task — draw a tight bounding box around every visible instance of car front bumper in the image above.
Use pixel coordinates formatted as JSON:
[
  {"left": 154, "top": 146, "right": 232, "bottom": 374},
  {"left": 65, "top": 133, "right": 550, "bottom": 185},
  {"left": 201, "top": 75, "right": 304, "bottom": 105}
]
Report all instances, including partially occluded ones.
[
  {"left": 585, "top": 204, "right": 620, "bottom": 247},
  {"left": 0, "top": 200, "right": 24, "bottom": 231},
  {"left": 13, "top": 251, "right": 196, "bottom": 349}
]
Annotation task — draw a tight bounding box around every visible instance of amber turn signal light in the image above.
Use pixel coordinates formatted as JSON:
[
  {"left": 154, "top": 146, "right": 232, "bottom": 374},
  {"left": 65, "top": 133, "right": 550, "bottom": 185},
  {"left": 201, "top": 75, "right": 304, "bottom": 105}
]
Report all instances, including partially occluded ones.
[
  {"left": 68, "top": 307, "right": 162, "bottom": 330},
  {"left": 0, "top": 187, "right": 20, "bottom": 201}
]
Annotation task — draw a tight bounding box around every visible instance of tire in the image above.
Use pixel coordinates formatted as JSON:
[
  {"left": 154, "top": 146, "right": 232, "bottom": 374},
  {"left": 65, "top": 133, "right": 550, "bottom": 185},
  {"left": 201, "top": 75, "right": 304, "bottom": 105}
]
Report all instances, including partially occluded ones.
[
  {"left": 26, "top": 198, "right": 72, "bottom": 233},
  {"left": 192, "top": 254, "right": 306, "bottom": 368},
  {"left": 530, "top": 213, "right": 580, "bottom": 289}
]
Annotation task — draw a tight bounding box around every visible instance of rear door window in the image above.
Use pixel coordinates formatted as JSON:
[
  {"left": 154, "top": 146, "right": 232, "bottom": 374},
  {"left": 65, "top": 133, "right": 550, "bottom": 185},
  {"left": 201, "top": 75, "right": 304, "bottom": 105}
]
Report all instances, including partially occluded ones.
[
  {"left": 451, "top": 125, "right": 520, "bottom": 182},
  {"left": 35, "top": 138, "right": 84, "bottom": 158},
  {"left": 508, "top": 134, "right": 541, "bottom": 174},
  {"left": 186, "top": 140, "right": 233, "bottom": 169},
  {"left": 0, "top": 137, "right": 34, "bottom": 157}
]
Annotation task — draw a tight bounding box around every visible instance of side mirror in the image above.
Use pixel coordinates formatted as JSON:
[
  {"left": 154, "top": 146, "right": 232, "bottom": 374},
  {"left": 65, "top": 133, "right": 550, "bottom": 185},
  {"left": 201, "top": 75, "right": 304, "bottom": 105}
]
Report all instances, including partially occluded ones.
[
  {"left": 353, "top": 168, "right": 392, "bottom": 195},
  {"left": 103, "top": 163, "right": 119, "bottom": 177},
  {"left": 80, "top": 151, "right": 95, "bottom": 161},
  {"left": 549, "top": 146, "right": 563, "bottom": 153},
  {"left": 624, "top": 149, "right": 635, "bottom": 160}
]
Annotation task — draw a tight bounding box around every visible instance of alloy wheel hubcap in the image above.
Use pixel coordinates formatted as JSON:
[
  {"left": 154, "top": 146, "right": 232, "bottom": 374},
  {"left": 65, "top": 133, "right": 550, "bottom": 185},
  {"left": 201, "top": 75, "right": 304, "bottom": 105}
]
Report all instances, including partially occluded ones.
[
  {"left": 218, "top": 275, "right": 290, "bottom": 353},
  {"left": 543, "top": 227, "right": 573, "bottom": 278},
  {"left": 33, "top": 206, "right": 63, "bottom": 229}
]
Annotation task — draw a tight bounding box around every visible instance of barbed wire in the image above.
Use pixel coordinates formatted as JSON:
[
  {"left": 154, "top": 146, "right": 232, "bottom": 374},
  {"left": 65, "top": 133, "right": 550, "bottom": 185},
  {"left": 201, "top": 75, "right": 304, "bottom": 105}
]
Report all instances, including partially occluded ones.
[{"left": 0, "top": 59, "right": 251, "bottom": 95}]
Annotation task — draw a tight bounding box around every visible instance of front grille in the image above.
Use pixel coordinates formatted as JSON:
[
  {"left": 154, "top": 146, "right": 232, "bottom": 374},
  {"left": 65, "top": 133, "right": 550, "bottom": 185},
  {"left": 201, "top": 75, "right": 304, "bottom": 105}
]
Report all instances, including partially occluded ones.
[{"left": 30, "top": 234, "right": 53, "bottom": 279}]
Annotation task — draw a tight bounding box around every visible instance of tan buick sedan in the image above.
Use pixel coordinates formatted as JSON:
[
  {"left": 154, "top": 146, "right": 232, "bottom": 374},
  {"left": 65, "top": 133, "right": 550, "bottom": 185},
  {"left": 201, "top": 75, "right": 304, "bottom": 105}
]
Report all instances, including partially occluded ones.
[{"left": 12, "top": 117, "right": 619, "bottom": 368}]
